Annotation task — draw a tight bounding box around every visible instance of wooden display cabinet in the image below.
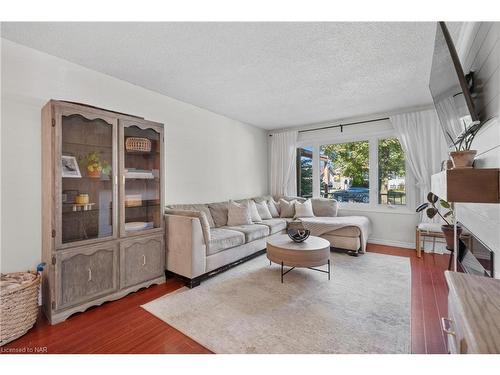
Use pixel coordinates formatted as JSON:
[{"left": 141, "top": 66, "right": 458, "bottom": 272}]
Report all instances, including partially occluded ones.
[{"left": 41, "top": 100, "right": 165, "bottom": 324}]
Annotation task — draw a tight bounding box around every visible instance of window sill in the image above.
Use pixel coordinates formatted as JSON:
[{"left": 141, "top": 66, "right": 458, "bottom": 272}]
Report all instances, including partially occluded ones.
[{"left": 338, "top": 204, "right": 417, "bottom": 216}]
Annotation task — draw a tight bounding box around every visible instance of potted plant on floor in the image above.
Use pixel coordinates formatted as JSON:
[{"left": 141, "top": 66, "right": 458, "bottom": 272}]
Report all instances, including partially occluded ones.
[
  {"left": 447, "top": 121, "right": 483, "bottom": 169},
  {"left": 417, "top": 192, "right": 461, "bottom": 249}
]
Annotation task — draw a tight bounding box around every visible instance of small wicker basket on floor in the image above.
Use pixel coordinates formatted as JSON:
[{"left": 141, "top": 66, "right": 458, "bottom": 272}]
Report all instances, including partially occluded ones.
[{"left": 0, "top": 271, "right": 41, "bottom": 346}]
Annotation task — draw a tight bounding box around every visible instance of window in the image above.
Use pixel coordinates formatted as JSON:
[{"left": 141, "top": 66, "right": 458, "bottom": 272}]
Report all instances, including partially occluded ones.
[
  {"left": 319, "top": 141, "right": 369, "bottom": 203},
  {"left": 297, "top": 147, "right": 313, "bottom": 198},
  {"left": 378, "top": 138, "right": 406, "bottom": 206}
]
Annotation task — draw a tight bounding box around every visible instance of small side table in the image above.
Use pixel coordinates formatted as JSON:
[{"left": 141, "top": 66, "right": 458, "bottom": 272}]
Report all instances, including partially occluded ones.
[{"left": 416, "top": 223, "right": 471, "bottom": 258}]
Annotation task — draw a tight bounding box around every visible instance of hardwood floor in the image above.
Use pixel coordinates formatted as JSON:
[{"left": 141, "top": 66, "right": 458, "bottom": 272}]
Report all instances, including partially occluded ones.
[
  {"left": 368, "top": 243, "right": 450, "bottom": 354},
  {"left": 1, "top": 244, "right": 449, "bottom": 354}
]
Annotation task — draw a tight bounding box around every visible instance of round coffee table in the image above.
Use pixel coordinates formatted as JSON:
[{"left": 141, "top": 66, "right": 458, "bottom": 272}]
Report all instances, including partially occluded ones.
[{"left": 266, "top": 234, "right": 331, "bottom": 283}]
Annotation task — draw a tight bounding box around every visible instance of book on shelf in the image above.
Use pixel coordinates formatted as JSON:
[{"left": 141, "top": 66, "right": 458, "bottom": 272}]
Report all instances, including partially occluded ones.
[
  {"left": 124, "top": 168, "right": 154, "bottom": 179},
  {"left": 124, "top": 221, "right": 154, "bottom": 231}
]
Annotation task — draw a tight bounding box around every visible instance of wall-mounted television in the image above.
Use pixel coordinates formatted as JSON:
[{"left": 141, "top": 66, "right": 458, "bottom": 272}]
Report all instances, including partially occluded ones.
[{"left": 429, "top": 21, "right": 480, "bottom": 147}]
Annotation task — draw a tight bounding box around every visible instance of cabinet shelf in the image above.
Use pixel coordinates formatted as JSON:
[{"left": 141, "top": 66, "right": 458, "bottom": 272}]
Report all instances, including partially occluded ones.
[
  {"left": 63, "top": 141, "right": 112, "bottom": 149},
  {"left": 63, "top": 176, "right": 113, "bottom": 181},
  {"left": 431, "top": 168, "right": 500, "bottom": 203}
]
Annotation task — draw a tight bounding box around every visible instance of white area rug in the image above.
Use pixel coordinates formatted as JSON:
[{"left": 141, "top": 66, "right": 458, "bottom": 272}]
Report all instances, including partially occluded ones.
[{"left": 142, "top": 252, "right": 411, "bottom": 353}]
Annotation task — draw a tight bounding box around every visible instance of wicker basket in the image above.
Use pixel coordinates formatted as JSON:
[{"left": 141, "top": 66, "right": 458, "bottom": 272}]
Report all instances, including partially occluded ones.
[
  {"left": 125, "top": 137, "right": 152, "bottom": 152},
  {"left": 0, "top": 271, "right": 40, "bottom": 346}
]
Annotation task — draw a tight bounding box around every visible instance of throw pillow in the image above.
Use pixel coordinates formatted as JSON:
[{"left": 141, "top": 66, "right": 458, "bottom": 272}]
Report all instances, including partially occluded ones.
[
  {"left": 279, "top": 199, "right": 296, "bottom": 218},
  {"left": 248, "top": 200, "right": 263, "bottom": 223},
  {"left": 267, "top": 198, "right": 280, "bottom": 218},
  {"left": 254, "top": 200, "right": 272, "bottom": 220},
  {"left": 311, "top": 198, "right": 338, "bottom": 217},
  {"left": 208, "top": 201, "right": 229, "bottom": 227},
  {"left": 227, "top": 201, "right": 252, "bottom": 226},
  {"left": 294, "top": 199, "right": 315, "bottom": 218}
]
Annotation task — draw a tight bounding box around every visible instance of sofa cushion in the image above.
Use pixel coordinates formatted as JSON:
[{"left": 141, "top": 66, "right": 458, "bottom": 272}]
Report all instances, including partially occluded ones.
[
  {"left": 279, "top": 199, "right": 296, "bottom": 218},
  {"left": 311, "top": 198, "right": 338, "bottom": 217},
  {"left": 267, "top": 199, "right": 280, "bottom": 218},
  {"left": 227, "top": 201, "right": 253, "bottom": 226},
  {"left": 224, "top": 224, "right": 270, "bottom": 243},
  {"left": 167, "top": 203, "right": 215, "bottom": 227},
  {"left": 208, "top": 201, "right": 229, "bottom": 227},
  {"left": 254, "top": 200, "right": 272, "bottom": 220},
  {"left": 207, "top": 228, "right": 245, "bottom": 256},
  {"left": 260, "top": 218, "right": 287, "bottom": 234},
  {"left": 248, "top": 200, "right": 263, "bottom": 223},
  {"left": 325, "top": 225, "right": 361, "bottom": 238},
  {"left": 294, "top": 199, "right": 315, "bottom": 218}
]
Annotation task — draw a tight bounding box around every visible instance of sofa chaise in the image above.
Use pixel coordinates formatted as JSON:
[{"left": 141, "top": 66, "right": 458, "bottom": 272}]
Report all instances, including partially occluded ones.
[{"left": 164, "top": 196, "right": 370, "bottom": 287}]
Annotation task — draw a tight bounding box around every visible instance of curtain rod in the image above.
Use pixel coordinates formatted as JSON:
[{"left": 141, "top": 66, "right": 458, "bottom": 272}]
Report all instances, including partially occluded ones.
[{"left": 269, "top": 116, "right": 390, "bottom": 136}]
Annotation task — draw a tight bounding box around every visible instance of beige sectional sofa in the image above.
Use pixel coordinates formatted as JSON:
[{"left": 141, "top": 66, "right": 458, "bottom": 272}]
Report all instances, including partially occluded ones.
[{"left": 164, "top": 196, "right": 365, "bottom": 287}]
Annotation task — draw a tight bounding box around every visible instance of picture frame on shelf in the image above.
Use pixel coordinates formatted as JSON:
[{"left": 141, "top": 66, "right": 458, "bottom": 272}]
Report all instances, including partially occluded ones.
[{"left": 61, "top": 155, "right": 81, "bottom": 178}]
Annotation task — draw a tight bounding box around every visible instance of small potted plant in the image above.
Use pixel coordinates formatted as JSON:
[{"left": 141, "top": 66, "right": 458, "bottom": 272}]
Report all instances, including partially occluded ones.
[
  {"left": 417, "top": 192, "right": 461, "bottom": 249},
  {"left": 80, "top": 151, "right": 111, "bottom": 178},
  {"left": 446, "top": 121, "right": 483, "bottom": 169}
]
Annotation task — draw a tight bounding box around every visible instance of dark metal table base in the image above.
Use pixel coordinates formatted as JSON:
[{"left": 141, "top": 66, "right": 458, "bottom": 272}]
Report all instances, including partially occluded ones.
[{"left": 270, "top": 259, "right": 331, "bottom": 283}]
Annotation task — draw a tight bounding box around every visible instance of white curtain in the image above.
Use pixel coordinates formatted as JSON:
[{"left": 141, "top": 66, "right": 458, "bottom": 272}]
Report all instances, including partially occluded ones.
[
  {"left": 391, "top": 109, "right": 448, "bottom": 222},
  {"left": 269, "top": 130, "right": 298, "bottom": 198},
  {"left": 434, "top": 96, "right": 464, "bottom": 146}
]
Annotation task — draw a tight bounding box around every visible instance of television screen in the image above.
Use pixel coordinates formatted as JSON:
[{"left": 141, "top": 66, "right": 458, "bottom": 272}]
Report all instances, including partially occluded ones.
[{"left": 429, "top": 22, "right": 479, "bottom": 147}]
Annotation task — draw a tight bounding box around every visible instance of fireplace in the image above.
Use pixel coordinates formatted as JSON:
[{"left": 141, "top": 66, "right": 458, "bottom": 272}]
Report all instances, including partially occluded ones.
[{"left": 457, "top": 222, "right": 495, "bottom": 278}]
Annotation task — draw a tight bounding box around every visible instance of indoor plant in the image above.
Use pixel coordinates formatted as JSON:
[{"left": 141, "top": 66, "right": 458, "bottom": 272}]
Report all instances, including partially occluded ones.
[
  {"left": 446, "top": 121, "right": 483, "bottom": 169},
  {"left": 80, "top": 151, "right": 111, "bottom": 178},
  {"left": 416, "top": 192, "right": 461, "bottom": 249}
]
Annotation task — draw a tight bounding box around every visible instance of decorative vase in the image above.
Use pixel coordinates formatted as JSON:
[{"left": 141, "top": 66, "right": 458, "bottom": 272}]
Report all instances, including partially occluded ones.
[
  {"left": 287, "top": 229, "right": 310, "bottom": 243},
  {"left": 441, "top": 224, "right": 463, "bottom": 250},
  {"left": 450, "top": 150, "right": 477, "bottom": 169},
  {"left": 287, "top": 221, "right": 310, "bottom": 243},
  {"left": 75, "top": 193, "right": 89, "bottom": 205},
  {"left": 87, "top": 169, "right": 101, "bottom": 178}
]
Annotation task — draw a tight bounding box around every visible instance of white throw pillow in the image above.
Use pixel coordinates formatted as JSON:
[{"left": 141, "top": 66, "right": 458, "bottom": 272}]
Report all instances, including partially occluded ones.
[
  {"left": 279, "top": 199, "right": 296, "bottom": 218},
  {"left": 311, "top": 198, "right": 338, "bottom": 217},
  {"left": 227, "top": 201, "right": 252, "bottom": 226},
  {"left": 254, "top": 200, "right": 272, "bottom": 220},
  {"left": 294, "top": 199, "right": 315, "bottom": 218},
  {"left": 248, "top": 200, "right": 262, "bottom": 223},
  {"left": 267, "top": 198, "right": 280, "bottom": 218}
]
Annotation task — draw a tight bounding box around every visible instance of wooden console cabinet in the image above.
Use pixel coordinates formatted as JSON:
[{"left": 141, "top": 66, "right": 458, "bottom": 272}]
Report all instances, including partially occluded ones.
[
  {"left": 41, "top": 100, "right": 165, "bottom": 324},
  {"left": 443, "top": 271, "right": 500, "bottom": 353}
]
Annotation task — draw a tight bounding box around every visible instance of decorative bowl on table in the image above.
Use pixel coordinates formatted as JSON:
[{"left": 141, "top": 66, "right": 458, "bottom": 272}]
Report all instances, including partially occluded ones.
[{"left": 287, "top": 221, "right": 310, "bottom": 243}]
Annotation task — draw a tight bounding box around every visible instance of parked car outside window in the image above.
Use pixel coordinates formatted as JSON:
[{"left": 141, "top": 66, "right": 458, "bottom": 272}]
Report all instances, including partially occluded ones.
[{"left": 332, "top": 187, "right": 369, "bottom": 203}]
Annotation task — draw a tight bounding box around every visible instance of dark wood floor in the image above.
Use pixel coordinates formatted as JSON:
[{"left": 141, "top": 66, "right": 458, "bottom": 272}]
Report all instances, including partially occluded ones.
[{"left": 1, "top": 244, "right": 449, "bottom": 354}]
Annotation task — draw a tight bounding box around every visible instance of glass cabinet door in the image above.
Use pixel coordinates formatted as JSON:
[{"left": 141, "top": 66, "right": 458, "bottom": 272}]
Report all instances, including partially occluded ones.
[
  {"left": 59, "top": 112, "right": 117, "bottom": 245},
  {"left": 120, "top": 121, "right": 162, "bottom": 236}
]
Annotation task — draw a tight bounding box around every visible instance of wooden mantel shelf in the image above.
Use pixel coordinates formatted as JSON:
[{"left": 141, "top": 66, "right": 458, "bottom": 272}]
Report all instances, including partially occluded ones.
[{"left": 431, "top": 168, "right": 500, "bottom": 203}]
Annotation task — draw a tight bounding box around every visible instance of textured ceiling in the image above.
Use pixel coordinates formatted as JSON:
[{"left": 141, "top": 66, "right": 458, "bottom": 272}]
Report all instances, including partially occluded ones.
[{"left": 1, "top": 22, "right": 437, "bottom": 129}]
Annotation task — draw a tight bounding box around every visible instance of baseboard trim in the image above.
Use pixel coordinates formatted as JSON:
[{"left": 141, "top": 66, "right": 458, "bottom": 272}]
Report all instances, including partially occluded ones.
[{"left": 368, "top": 238, "right": 415, "bottom": 250}]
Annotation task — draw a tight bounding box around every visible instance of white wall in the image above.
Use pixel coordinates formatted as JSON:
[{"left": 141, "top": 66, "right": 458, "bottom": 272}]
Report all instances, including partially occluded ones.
[
  {"left": 452, "top": 22, "right": 500, "bottom": 278},
  {"left": 0, "top": 39, "right": 269, "bottom": 273},
  {"left": 291, "top": 116, "right": 420, "bottom": 249}
]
